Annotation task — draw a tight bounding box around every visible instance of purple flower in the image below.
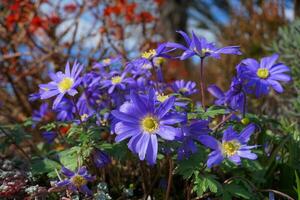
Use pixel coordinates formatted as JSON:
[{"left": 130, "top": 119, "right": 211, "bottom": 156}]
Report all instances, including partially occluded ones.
[
  {"left": 76, "top": 94, "right": 95, "bottom": 122},
  {"left": 171, "top": 80, "right": 198, "bottom": 96},
  {"left": 54, "top": 98, "right": 75, "bottom": 121},
  {"left": 93, "top": 56, "right": 121, "bottom": 69},
  {"left": 39, "top": 61, "right": 83, "bottom": 109},
  {"left": 111, "top": 90, "right": 185, "bottom": 164},
  {"left": 101, "top": 71, "right": 134, "bottom": 94},
  {"left": 141, "top": 43, "right": 173, "bottom": 60},
  {"left": 92, "top": 149, "right": 111, "bottom": 168},
  {"left": 199, "top": 124, "right": 257, "bottom": 168},
  {"left": 42, "top": 131, "right": 57, "bottom": 143},
  {"left": 166, "top": 30, "right": 241, "bottom": 60},
  {"left": 176, "top": 120, "right": 210, "bottom": 160},
  {"left": 208, "top": 77, "right": 246, "bottom": 112},
  {"left": 237, "top": 54, "right": 291, "bottom": 97},
  {"left": 56, "top": 166, "right": 94, "bottom": 196},
  {"left": 32, "top": 103, "right": 51, "bottom": 123}
]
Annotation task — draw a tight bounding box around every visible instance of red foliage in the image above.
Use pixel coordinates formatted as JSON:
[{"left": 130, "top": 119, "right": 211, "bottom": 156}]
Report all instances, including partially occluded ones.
[
  {"left": 63, "top": 3, "right": 77, "bottom": 13},
  {"left": 29, "top": 16, "right": 48, "bottom": 33},
  {"left": 48, "top": 13, "right": 61, "bottom": 25},
  {"left": 137, "top": 11, "right": 155, "bottom": 23}
]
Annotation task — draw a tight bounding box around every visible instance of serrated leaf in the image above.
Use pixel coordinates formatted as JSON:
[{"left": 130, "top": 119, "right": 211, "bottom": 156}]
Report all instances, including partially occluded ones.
[
  {"left": 59, "top": 147, "right": 81, "bottom": 171},
  {"left": 175, "top": 152, "right": 204, "bottom": 179},
  {"left": 193, "top": 173, "right": 222, "bottom": 197},
  {"left": 31, "top": 158, "right": 61, "bottom": 178}
]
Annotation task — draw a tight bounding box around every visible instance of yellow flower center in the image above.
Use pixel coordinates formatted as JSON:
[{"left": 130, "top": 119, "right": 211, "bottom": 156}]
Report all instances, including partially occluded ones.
[
  {"left": 71, "top": 175, "right": 87, "bottom": 187},
  {"left": 257, "top": 68, "right": 269, "bottom": 79},
  {"left": 141, "top": 116, "right": 159, "bottom": 133},
  {"left": 141, "top": 49, "right": 156, "bottom": 59},
  {"left": 157, "top": 94, "right": 169, "bottom": 102},
  {"left": 241, "top": 117, "right": 250, "bottom": 125},
  {"left": 222, "top": 140, "right": 240, "bottom": 157},
  {"left": 201, "top": 48, "right": 213, "bottom": 54},
  {"left": 179, "top": 88, "right": 188, "bottom": 93},
  {"left": 80, "top": 114, "right": 88, "bottom": 121},
  {"left": 154, "top": 57, "right": 165, "bottom": 65},
  {"left": 58, "top": 77, "right": 74, "bottom": 92},
  {"left": 111, "top": 76, "right": 122, "bottom": 84},
  {"left": 103, "top": 58, "right": 111, "bottom": 64}
]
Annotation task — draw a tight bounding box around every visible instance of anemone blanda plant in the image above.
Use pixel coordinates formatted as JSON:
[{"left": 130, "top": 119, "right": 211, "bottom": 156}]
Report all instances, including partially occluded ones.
[
  {"left": 31, "top": 30, "right": 292, "bottom": 199},
  {"left": 39, "top": 61, "right": 83, "bottom": 109}
]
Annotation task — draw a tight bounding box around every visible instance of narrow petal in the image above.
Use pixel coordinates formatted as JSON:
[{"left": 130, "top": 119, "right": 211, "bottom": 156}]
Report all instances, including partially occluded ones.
[
  {"left": 61, "top": 167, "right": 75, "bottom": 177},
  {"left": 239, "top": 123, "right": 255, "bottom": 143},
  {"left": 260, "top": 54, "right": 279, "bottom": 69},
  {"left": 267, "top": 80, "right": 284, "bottom": 93},
  {"left": 215, "top": 46, "right": 242, "bottom": 55},
  {"left": 222, "top": 126, "right": 238, "bottom": 142},
  {"left": 228, "top": 154, "right": 241, "bottom": 164},
  {"left": 80, "top": 185, "right": 93, "bottom": 196},
  {"left": 67, "top": 89, "right": 78, "bottom": 96},
  {"left": 111, "top": 110, "right": 139, "bottom": 123},
  {"left": 269, "top": 74, "right": 291, "bottom": 82},
  {"left": 157, "top": 125, "right": 177, "bottom": 140},
  {"left": 180, "top": 50, "right": 195, "bottom": 60},
  {"left": 177, "top": 30, "right": 191, "bottom": 45},
  {"left": 238, "top": 150, "right": 257, "bottom": 160},
  {"left": 40, "top": 89, "right": 60, "bottom": 99},
  {"left": 207, "top": 150, "right": 224, "bottom": 168},
  {"left": 53, "top": 93, "right": 65, "bottom": 109},
  {"left": 65, "top": 62, "right": 71, "bottom": 76},
  {"left": 56, "top": 179, "right": 70, "bottom": 187},
  {"left": 145, "top": 135, "right": 157, "bottom": 165},
  {"left": 137, "top": 133, "right": 150, "bottom": 160},
  {"left": 155, "top": 96, "right": 175, "bottom": 119},
  {"left": 207, "top": 85, "right": 225, "bottom": 99},
  {"left": 198, "top": 135, "right": 220, "bottom": 150}
]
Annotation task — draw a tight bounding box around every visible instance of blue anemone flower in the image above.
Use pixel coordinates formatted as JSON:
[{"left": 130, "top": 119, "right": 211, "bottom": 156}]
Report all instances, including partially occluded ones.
[
  {"left": 101, "top": 71, "right": 134, "bottom": 94},
  {"left": 92, "top": 149, "right": 111, "bottom": 168},
  {"left": 42, "top": 131, "right": 57, "bottom": 143},
  {"left": 39, "top": 61, "right": 83, "bottom": 109},
  {"left": 111, "top": 90, "right": 185, "bottom": 164},
  {"left": 208, "top": 77, "right": 246, "bottom": 112},
  {"left": 166, "top": 30, "right": 241, "bottom": 60},
  {"left": 93, "top": 56, "right": 121, "bottom": 69},
  {"left": 176, "top": 120, "right": 210, "bottom": 160},
  {"left": 199, "top": 124, "right": 257, "bottom": 168},
  {"left": 56, "top": 166, "right": 94, "bottom": 196},
  {"left": 237, "top": 54, "right": 291, "bottom": 97},
  {"left": 32, "top": 103, "right": 51, "bottom": 124},
  {"left": 54, "top": 98, "right": 75, "bottom": 121},
  {"left": 171, "top": 80, "right": 198, "bottom": 96}
]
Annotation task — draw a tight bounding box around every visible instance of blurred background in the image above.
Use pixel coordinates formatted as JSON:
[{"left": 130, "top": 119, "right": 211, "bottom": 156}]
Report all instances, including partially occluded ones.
[
  {"left": 1, "top": 1, "right": 300, "bottom": 198},
  {"left": 0, "top": 0, "right": 299, "bottom": 124}
]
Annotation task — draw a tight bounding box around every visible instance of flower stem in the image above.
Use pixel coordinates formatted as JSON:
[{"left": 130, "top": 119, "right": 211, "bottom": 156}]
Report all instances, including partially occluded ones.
[
  {"left": 242, "top": 90, "right": 247, "bottom": 118},
  {"left": 71, "top": 96, "right": 83, "bottom": 124},
  {"left": 0, "top": 126, "right": 31, "bottom": 161},
  {"left": 165, "top": 156, "right": 173, "bottom": 200},
  {"left": 200, "top": 58, "right": 206, "bottom": 110}
]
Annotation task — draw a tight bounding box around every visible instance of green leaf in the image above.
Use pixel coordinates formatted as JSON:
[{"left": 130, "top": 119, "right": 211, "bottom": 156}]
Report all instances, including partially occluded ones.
[
  {"left": 175, "top": 151, "right": 205, "bottom": 179},
  {"left": 59, "top": 147, "right": 81, "bottom": 171},
  {"left": 31, "top": 158, "right": 61, "bottom": 178},
  {"left": 224, "top": 183, "right": 252, "bottom": 199},
  {"left": 99, "top": 142, "right": 129, "bottom": 161},
  {"left": 203, "top": 106, "right": 227, "bottom": 118},
  {"left": 193, "top": 173, "right": 222, "bottom": 197}
]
